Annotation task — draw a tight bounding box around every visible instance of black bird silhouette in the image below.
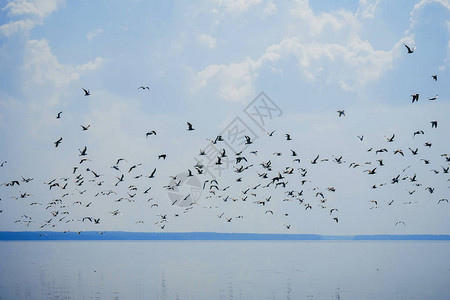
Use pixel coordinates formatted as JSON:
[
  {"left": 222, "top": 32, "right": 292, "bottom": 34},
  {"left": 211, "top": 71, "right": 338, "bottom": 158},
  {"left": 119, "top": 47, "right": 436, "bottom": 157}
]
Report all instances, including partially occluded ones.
[
  {"left": 54, "top": 137, "right": 62, "bottom": 147},
  {"left": 357, "top": 135, "right": 364, "bottom": 141},
  {"left": 431, "top": 75, "right": 437, "bottom": 81},
  {"left": 146, "top": 131, "right": 156, "bottom": 137},
  {"left": 285, "top": 134, "right": 292, "bottom": 140},
  {"left": 413, "top": 130, "right": 424, "bottom": 138},
  {"left": 82, "top": 88, "right": 90, "bottom": 96},
  {"left": 138, "top": 86, "right": 150, "bottom": 90},
  {"left": 148, "top": 168, "right": 156, "bottom": 178},
  {"left": 56, "top": 111, "right": 62, "bottom": 119},
  {"left": 411, "top": 93, "right": 419, "bottom": 103},
  {"left": 385, "top": 134, "right": 395, "bottom": 142},
  {"left": 79, "top": 146, "right": 87, "bottom": 156},
  {"left": 428, "top": 95, "right": 438, "bottom": 101},
  {"left": 430, "top": 121, "right": 437, "bottom": 128},
  {"left": 80, "top": 125, "right": 90, "bottom": 131},
  {"left": 158, "top": 154, "right": 167, "bottom": 160},
  {"left": 403, "top": 43, "right": 415, "bottom": 53},
  {"left": 187, "top": 122, "right": 195, "bottom": 131},
  {"left": 337, "top": 110, "right": 345, "bottom": 117}
]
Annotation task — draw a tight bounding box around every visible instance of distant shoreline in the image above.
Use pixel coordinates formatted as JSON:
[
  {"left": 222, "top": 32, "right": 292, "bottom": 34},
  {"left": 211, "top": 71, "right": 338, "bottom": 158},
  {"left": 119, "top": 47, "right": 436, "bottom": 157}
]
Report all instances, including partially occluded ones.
[{"left": 1, "top": 231, "right": 450, "bottom": 241}]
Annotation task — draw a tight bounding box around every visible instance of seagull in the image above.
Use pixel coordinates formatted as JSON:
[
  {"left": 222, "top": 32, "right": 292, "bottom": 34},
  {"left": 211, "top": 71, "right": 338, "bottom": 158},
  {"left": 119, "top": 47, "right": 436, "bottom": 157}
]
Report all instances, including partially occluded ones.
[
  {"left": 80, "top": 125, "right": 90, "bottom": 131},
  {"left": 56, "top": 111, "right": 63, "bottom": 119},
  {"left": 428, "top": 95, "right": 438, "bottom": 101},
  {"left": 79, "top": 146, "right": 87, "bottom": 156},
  {"left": 413, "top": 130, "right": 424, "bottom": 138},
  {"left": 403, "top": 43, "right": 415, "bottom": 53},
  {"left": 82, "top": 88, "right": 90, "bottom": 96},
  {"left": 187, "top": 122, "right": 195, "bottom": 131},
  {"left": 337, "top": 110, "right": 345, "bottom": 117},
  {"left": 54, "top": 137, "right": 62, "bottom": 147},
  {"left": 138, "top": 86, "right": 150, "bottom": 90},
  {"left": 146, "top": 131, "right": 156, "bottom": 137},
  {"left": 357, "top": 135, "right": 364, "bottom": 141},
  {"left": 385, "top": 134, "right": 395, "bottom": 142}
]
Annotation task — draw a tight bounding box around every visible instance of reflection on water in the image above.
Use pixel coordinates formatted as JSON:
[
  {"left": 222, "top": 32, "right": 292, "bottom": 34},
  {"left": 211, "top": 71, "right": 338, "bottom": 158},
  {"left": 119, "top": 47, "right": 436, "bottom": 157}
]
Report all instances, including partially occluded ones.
[{"left": 0, "top": 241, "right": 450, "bottom": 299}]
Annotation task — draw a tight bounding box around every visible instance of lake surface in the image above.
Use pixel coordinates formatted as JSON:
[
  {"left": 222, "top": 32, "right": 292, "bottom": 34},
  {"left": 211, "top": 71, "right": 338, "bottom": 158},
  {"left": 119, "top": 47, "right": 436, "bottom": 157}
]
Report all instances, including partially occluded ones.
[{"left": 0, "top": 241, "right": 449, "bottom": 299}]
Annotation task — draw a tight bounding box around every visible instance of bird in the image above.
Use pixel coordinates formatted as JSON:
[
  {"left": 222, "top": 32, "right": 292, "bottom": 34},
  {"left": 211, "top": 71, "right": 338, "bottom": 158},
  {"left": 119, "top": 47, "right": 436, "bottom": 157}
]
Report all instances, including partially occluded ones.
[
  {"left": 431, "top": 75, "right": 437, "bottom": 81},
  {"left": 79, "top": 146, "right": 87, "bottom": 156},
  {"left": 146, "top": 131, "right": 156, "bottom": 137},
  {"left": 82, "top": 88, "right": 90, "bottom": 96},
  {"left": 428, "top": 95, "right": 438, "bottom": 101},
  {"left": 337, "top": 110, "right": 345, "bottom": 117},
  {"left": 357, "top": 135, "right": 364, "bottom": 141},
  {"left": 285, "top": 134, "right": 292, "bottom": 141},
  {"left": 385, "top": 134, "right": 395, "bottom": 142},
  {"left": 411, "top": 94, "right": 419, "bottom": 103},
  {"left": 80, "top": 125, "right": 90, "bottom": 131},
  {"left": 54, "top": 137, "right": 62, "bottom": 147},
  {"left": 187, "top": 122, "right": 195, "bottom": 131},
  {"left": 403, "top": 43, "right": 415, "bottom": 53},
  {"left": 364, "top": 168, "right": 377, "bottom": 175},
  {"left": 148, "top": 168, "right": 157, "bottom": 178},
  {"left": 244, "top": 135, "right": 252, "bottom": 144},
  {"left": 56, "top": 111, "right": 63, "bottom": 119},
  {"left": 408, "top": 147, "right": 419, "bottom": 155},
  {"left": 310, "top": 154, "right": 320, "bottom": 164},
  {"left": 138, "top": 86, "right": 150, "bottom": 90},
  {"left": 413, "top": 130, "right": 424, "bottom": 138},
  {"left": 158, "top": 154, "right": 167, "bottom": 160},
  {"left": 430, "top": 121, "right": 437, "bottom": 128}
]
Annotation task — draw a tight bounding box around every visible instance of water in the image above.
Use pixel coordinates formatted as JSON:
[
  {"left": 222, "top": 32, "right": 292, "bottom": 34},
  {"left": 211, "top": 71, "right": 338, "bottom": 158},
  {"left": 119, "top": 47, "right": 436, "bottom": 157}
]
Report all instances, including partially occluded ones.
[{"left": 0, "top": 241, "right": 449, "bottom": 299}]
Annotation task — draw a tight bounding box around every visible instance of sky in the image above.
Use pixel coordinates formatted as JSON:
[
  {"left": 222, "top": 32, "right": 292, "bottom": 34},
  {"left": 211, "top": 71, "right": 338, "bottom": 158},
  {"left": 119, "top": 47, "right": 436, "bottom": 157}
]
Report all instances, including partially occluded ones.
[{"left": 0, "top": 0, "right": 449, "bottom": 235}]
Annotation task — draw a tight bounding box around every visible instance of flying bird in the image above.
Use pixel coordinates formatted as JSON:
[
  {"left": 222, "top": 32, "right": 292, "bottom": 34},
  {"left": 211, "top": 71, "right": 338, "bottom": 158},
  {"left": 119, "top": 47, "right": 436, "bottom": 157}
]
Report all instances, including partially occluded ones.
[
  {"left": 428, "top": 95, "right": 438, "bottom": 101},
  {"left": 82, "top": 88, "right": 90, "bottom": 96},
  {"left": 56, "top": 111, "right": 62, "bottom": 119},
  {"left": 431, "top": 75, "right": 437, "bottom": 81},
  {"left": 54, "top": 137, "right": 62, "bottom": 147},
  {"left": 411, "top": 94, "right": 419, "bottom": 103},
  {"left": 146, "top": 131, "right": 156, "bottom": 137},
  {"left": 337, "top": 110, "right": 345, "bottom": 117},
  {"left": 138, "top": 86, "right": 150, "bottom": 90},
  {"left": 187, "top": 122, "right": 195, "bottom": 131},
  {"left": 403, "top": 43, "right": 415, "bottom": 53},
  {"left": 430, "top": 121, "right": 437, "bottom": 128},
  {"left": 80, "top": 125, "right": 90, "bottom": 131}
]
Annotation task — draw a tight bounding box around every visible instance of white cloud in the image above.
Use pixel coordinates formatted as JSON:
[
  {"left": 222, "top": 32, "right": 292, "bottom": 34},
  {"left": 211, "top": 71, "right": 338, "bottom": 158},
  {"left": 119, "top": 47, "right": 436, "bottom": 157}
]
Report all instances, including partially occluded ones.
[
  {"left": 0, "top": 0, "right": 64, "bottom": 36},
  {"left": 191, "top": 35, "right": 393, "bottom": 102},
  {"left": 4, "top": 0, "right": 63, "bottom": 19},
  {"left": 290, "top": 0, "right": 360, "bottom": 38},
  {"left": 191, "top": 57, "right": 259, "bottom": 103},
  {"left": 0, "top": 19, "right": 34, "bottom": 36},
  {"left": 213, "top": 0, "right": 262, "bottom": 15},
  {"left": 407, "top": 0, "right": 450, "bottom": 33},
  {"left": 357, "top": 0, "right": 380, "bottom": 19},
  {"left": 262, "top": 0, "right": 277, "bottom": 16},
  {"left": 198, "top": 34, "right": 217, "bottom": 49},
  {"left": 22, "top": 39, "right": 103, "bottom": 89},
  {"left": 86, "top": 28, "right": 104, "bottom": 41}
]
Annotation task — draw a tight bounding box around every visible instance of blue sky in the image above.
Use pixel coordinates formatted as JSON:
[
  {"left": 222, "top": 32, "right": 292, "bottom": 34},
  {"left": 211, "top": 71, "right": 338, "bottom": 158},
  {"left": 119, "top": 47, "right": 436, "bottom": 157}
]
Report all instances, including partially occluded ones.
[{"left": 0, "top": 0, "right": 449, "bottom": 234}]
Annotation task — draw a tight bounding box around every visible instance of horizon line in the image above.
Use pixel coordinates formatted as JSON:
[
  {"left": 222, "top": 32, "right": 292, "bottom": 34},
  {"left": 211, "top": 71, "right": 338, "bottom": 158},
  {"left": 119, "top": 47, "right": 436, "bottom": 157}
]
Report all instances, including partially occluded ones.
[{"left": 1, "top": 231, "right": 450, "bottom": 241}]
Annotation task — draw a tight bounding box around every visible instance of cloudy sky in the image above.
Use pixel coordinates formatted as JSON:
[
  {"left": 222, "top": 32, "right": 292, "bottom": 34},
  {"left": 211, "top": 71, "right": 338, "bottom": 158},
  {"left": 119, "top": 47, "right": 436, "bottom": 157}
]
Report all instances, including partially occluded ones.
[{"left": 0, "top": 0, "right": 449, "bottom": 235}]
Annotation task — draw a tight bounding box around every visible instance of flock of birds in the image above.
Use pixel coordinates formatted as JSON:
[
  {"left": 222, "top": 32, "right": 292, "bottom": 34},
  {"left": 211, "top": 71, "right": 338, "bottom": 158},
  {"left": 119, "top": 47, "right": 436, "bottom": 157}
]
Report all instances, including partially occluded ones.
[{"left": 0, "top": 43, "right": 448, "bottom": 235}]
